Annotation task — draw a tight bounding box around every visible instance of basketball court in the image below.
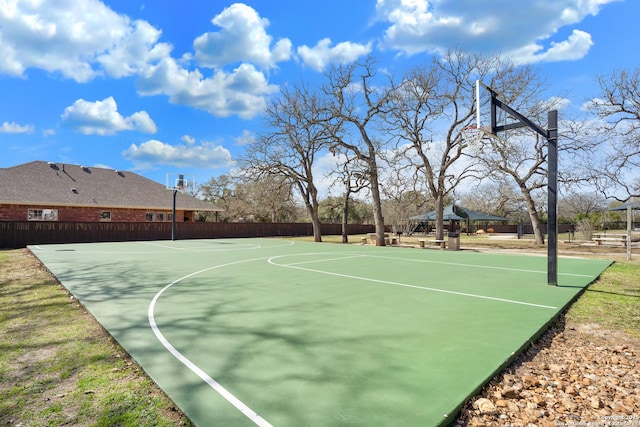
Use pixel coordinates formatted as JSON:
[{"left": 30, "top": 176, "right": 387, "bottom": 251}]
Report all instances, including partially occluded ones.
[{"left": 30, "top": 238, "right": 611, "bottom": 426}]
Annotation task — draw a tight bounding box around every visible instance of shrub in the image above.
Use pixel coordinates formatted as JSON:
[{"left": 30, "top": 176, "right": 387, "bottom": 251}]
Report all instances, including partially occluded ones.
[{"left": 575, "top": 218, "right": 596, "bottom": 240}]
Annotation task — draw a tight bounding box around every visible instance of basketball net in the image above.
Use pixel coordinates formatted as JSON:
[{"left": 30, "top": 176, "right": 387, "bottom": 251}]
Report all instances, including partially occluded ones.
[{"left": 461, "top": 125, "right": 485, "bottom": 149}]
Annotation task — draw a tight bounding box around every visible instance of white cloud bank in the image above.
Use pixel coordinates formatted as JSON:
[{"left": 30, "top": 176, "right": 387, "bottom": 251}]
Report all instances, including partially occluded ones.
[
  {"left": 193, "top": 3, "right": 292, "bottom": 69},
  {"left": 61, "top": 97, "right": 157, "bottom": 135},
  {"left": 123, "top": 139, "right": 234, "bottom": 170},
  {"left": 298, "top": 38, "right": 373, "bottom": 71},
  {"left": 0, "top": 1, "right": 286, "bottom": 119},
  {"left": 376, "top": 0, "right": 617, "bottom": 64},
  {"left": 0, "top": 0, "right": 620, "bottom": 124},
  {"left": 0, "top": 0, "right": 171, "bottom": 82},
  {"left": 0, "top": 121, "right": 34, "bottom": 134}
]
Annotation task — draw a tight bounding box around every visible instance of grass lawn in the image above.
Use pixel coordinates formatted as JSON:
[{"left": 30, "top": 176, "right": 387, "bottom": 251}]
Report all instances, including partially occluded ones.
[
  {"left": 567, "top": 261, "right": 640, "bottom": 337},
  {"left": 1, "top": 235, "right": 638, "bottom": 425}
]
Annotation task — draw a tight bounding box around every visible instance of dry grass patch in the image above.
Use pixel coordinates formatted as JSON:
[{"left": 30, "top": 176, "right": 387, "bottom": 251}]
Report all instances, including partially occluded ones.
[{"left": 0, "top": 250, "right": 191, "bottom": 426}]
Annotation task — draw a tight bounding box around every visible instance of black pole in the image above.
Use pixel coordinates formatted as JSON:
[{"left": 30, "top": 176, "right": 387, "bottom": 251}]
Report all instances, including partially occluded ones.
[
  {"left": 547, "top": 110, "right": 558, "bottom": 286},
  {"left": 172, "top": 189, "right": 177, "bottom": 241}
]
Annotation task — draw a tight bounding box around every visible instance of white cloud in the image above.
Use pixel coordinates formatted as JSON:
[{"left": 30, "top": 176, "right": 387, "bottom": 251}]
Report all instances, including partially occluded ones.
[
  {"left": 376, "top": 0, "right": 617, "bottom": 63},
  {"left": 0, "top": 0, "right": 171, "bottom": 82},
  {"left": 234, "top": 130, "right": 255, "bottom": 146},
  {"left": 508, "top": 30, "right": 593, "bottom": 65},
  {"left": 42, "top": 128, "right": 56, "bottom": 137},
  {"left": 122, "top": 139, "right": 234, "bottom": 169},
  {"left": 182, "top": 135, "right": 196, "bottom": 145},
  {"left": 0, "top": 1, "right": 283, "bottom": 119},
  {"left": 97, "top": 19, "right": 173, "bottom": 79},
  {"left": 61, "top": 96, "right": 157, "bottom": 135},
  {"left": 193, "top": 3, "right": 292, "bottom": 69},
  {"left": 137, "top": 57, "right": 278, "bottom": 119},
  {"left": 298, "top": 38, "right": 373, "bottom": 71},
  {"left": 0, "top": 121, "right": 34, "bottom": 134}
]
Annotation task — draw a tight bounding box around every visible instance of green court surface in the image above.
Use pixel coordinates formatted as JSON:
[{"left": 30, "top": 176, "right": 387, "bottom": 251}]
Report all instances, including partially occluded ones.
[{"left": 30, "top": 239, "right": 612, "bottom": 426}]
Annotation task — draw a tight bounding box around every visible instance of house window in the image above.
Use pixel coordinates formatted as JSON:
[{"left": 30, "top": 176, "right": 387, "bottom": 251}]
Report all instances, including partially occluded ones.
[
  {"left": 168, "top": 213, "right": 173, "bottom": 222},
  {"left": 156, "top": 212, "right": 166, "bottom": 222},
  {"left": 146, "top": 212, "right": 155, "bottom": 222},
  {"left": 28, "top": 209, "right": 58, "bottom": 221},
  {"left": 100, "top": 211, "right": 111, "bottom": 221}
]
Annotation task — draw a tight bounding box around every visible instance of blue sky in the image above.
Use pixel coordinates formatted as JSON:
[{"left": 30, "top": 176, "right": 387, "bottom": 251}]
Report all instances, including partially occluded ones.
[{"left": 1, "top": 0, "right": 638, "bottom": 190}]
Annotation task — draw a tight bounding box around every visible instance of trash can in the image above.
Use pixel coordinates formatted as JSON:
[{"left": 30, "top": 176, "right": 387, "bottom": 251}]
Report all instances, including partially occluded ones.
[{"left": 447, "top": 231, "right": 460, "bottom": 250}]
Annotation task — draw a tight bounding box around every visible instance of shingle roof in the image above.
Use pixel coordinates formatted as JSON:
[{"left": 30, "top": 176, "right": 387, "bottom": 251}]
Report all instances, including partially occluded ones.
[{"left": 0, "top": 161, "right": 221, "bottom": 212}]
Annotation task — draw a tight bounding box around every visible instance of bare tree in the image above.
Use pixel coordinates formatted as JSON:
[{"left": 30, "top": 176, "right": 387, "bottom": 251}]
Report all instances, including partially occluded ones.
[
  {"left": 386, "top": 49, "right": 524, "bottom": 241},
  {"left": 238, "top": 84, "right": 333, "bottom": 241},
  {"left": 477, "top": 132, "right": 550, "bottom": 244},
  {"left": 335, "top": 156, "right": 368, "bottom": 243},
  {"left": 558, "top": 191, "right": 607, "bottom": 221},
  {"left": 198, "top": 174, "right": 298, "bottom": 222},
  {"left": 198, "top": 174, "right": 236, "bottom": 221},
  {"left": 322, "top": 57, "right": 392, "bottom": 245},
  {"left": 380, "top": 166, "right": 430, "bottom": 238},
  {"left": 585, "top": 68, "right": 640, "bottom": 200},
  {"left": 463, "top": 65, "right": 582, "bottom": 245},
  {"left": 459, "top": 180, "right": 528, "bottom": 221}
]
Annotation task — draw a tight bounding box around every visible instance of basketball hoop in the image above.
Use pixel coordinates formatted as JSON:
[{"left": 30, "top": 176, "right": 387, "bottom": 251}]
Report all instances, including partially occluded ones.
[{"left": 461, "top": 125, "right": 485, "bottom": 149}]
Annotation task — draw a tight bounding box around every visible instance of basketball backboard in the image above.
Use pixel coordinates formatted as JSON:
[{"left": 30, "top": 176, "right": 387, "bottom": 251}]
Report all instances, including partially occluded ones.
[
  {"left": 475, "top": 80, "right": 548, "bottom": 138},
  {"left": 475, "top": 80, "right": 497, "bottom": 134},
  {"left": 473, "top": 79, "right": 559, "bottom": 286},
  {"left": 475, "top": 80, "right": 519, "bottom": 136},
  {"left": 166, "top": 172, "right": 196, "bottom": 193}
]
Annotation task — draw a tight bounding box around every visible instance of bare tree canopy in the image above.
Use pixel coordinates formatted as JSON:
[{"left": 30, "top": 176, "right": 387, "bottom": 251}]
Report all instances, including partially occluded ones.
[
  {"left": 198, "top": 174, "right": 298, "bottom": 222},
  {"left": 585, "top": 68, "right": 640, "bottom": 200},
  {"left": 237, "top": 83, "right": 333, "bottom": 241},
  {"left": 386, "top": 49, "right": 541, "bottom": 240},
  {"left": 322, "top": 57, "right": 393, "bottom": 245}
]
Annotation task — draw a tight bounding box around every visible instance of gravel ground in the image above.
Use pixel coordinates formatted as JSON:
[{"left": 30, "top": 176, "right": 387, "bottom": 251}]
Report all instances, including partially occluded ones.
[
  {"left": 452, "top": 243, "right": 640, "bottom": 427},
  {"left": 454, "top": 319, "right": 640, "bottom": 427}
]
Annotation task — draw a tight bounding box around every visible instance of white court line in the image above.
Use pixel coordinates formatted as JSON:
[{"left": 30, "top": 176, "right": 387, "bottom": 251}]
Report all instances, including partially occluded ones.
[
  {"left": 282, "top": 254, "right": 367, "bottom": 267},
  {"left": 148, "top": 257, "right": 274, "bottom": 427},
  {"left": 365, "top": 254, "right": 596, "bottom": 278},
  {"left": 139, "top": 240, "right": 264, "bottom": 252},
  {"left": 140, "top": 241, "right": 192, "bottom": 250},
  {"left": 268, "top": 255, "right": 558, "bottom": 310}
]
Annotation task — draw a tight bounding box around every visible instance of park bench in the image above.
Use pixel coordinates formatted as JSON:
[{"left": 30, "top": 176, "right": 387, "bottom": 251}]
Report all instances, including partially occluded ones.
[
  {"left": 592, "top": 235, "right": 627, "bottom": 246},
  {"left": 418, "top": 238, "right": 447, "bottom": 249},
  {"left": 366, "top": 233, "right": 396, "bottom": 245}
]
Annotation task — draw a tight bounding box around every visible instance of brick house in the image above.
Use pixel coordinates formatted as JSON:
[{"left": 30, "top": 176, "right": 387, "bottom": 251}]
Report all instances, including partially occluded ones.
[{"left": 0, "top": 161, "right": 221, "bottom": 222}]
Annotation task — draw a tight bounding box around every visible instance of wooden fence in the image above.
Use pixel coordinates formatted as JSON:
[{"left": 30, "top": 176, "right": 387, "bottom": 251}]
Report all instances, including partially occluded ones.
[
  {"left": 0, "top": 221, "right": 377, "bottom": 249},
  {"left": 0, "top": 221, "right": 576, "bottom": 249}
]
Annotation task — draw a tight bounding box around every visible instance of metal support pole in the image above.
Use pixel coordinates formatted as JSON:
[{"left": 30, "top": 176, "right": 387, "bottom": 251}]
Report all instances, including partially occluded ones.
[
  {"left": 627, "top": 205, "right": 632, "bottom": 261},
  {"left": 547, "top": 110, "right": 558, "bottom": 286},
  {"left": 172, "top": 189, "right": 177, "bottom": 241}
]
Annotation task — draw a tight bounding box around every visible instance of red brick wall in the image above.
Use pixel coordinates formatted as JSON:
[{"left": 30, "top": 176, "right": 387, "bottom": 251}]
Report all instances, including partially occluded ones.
[{"left": 0, "top": 204, "right": 189, "bottom": 222}]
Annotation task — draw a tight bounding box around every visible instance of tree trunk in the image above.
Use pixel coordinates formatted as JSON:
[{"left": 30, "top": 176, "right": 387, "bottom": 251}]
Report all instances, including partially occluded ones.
[
  {"left": 309, "top": 208, "right": 323, "bottom": 242},
  {"left": 369, "top": 166, "right": 386, "bottom": 246},
  {"left": 302, "top": 189, "right": 322, "bottom": 243},
  {"left": 341, "top": 192, "right": 350, "bottom": 243},
  {"left": 521, "top": 185, "right": 545, "bottom": 245},
  {"left": 434, "top": 195, "right": 444, "bottom": 241}
]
